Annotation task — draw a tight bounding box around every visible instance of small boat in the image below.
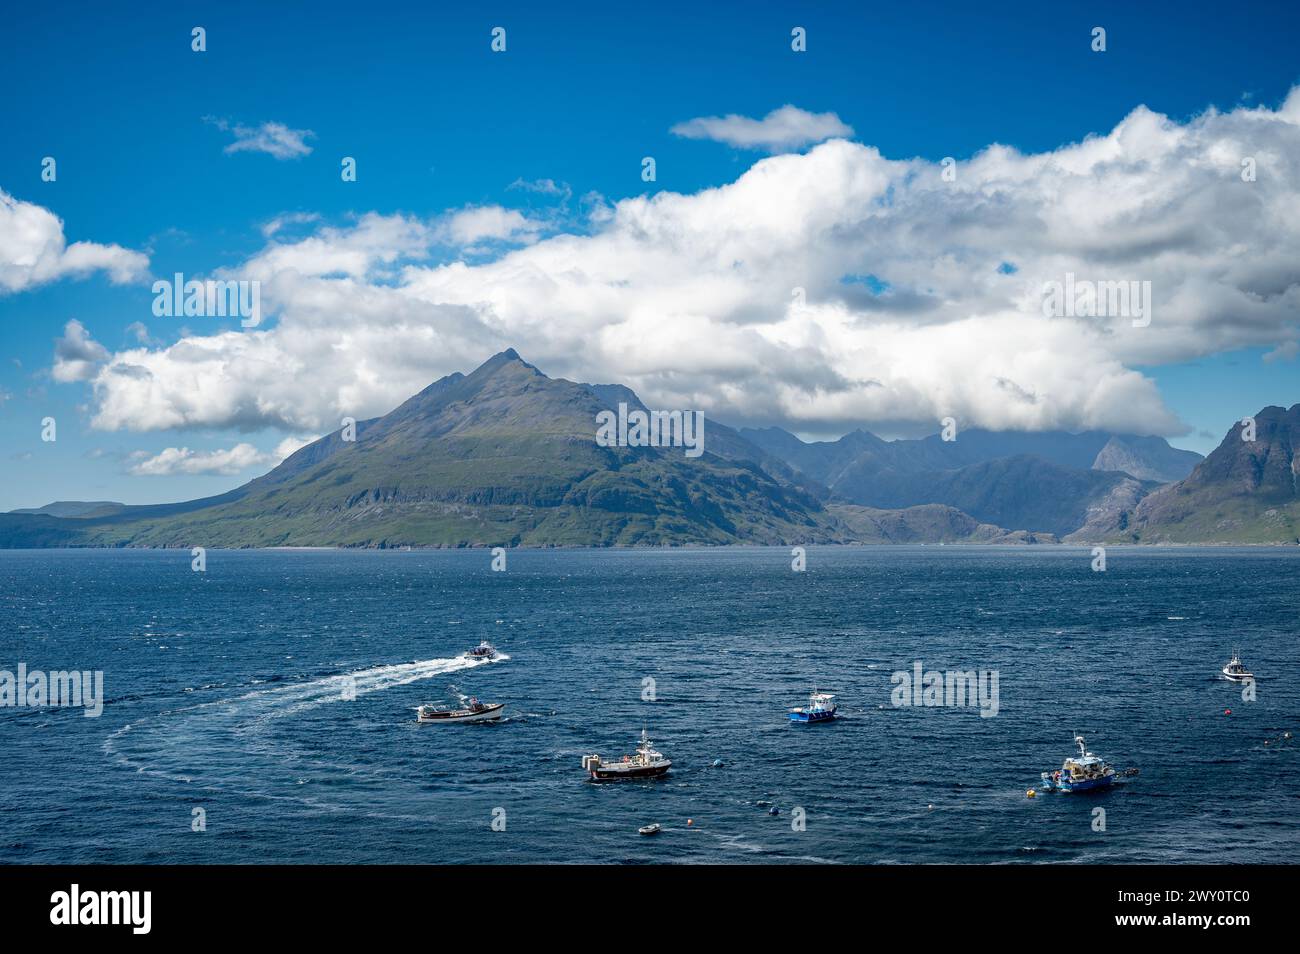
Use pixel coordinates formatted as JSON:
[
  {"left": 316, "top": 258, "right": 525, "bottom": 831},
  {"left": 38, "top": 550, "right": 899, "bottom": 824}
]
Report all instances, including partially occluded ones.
[
  {"left": 789, "top": 691, "right": 837, "bottom": 723},
  {"left": 582, "top": 729, "right": 671, "bottom": 782},
  {"left": 416, "top": 696, "right": 505, "bottom": 723},
  {"left": 465, "top": 641, "right": 497, "bottom": 661},
  {"left": 1040, "top": 735, "right": 1119, "bottom": 792},
  {"left": 1222, "top": 649, "right": 1254, "bottom": 683},
  {"left": 638, "top": 823, "right": 662, "bottom": 836}
]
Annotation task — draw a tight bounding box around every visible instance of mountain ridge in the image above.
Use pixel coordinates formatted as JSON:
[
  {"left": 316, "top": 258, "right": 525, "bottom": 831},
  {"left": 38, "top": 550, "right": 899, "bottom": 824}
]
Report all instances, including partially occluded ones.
[{"left": 1, "top": 352, "right": 1291, "bottom": 547}]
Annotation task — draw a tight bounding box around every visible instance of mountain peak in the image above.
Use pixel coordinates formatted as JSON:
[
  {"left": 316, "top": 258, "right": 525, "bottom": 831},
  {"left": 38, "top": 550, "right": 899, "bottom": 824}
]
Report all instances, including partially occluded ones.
[{"left": 485, "top": 347, "right": 526, "bottom": 366}]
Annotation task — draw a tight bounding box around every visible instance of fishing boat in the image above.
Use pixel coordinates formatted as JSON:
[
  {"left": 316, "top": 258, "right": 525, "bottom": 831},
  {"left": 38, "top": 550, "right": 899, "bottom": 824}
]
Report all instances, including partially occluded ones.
[
  {"left": 582, "top": 729, "right": 671, "bottom": 781},
  {"left": 416, "top": 696, "right": 505, "bottom": 724},
  {"left": 1222, "top": 649, "right": 1254, "bottom": 683},
  {"left": 789, "top": 691, "right": 837, "bottom": 723},
  {"left": 638, "top": 823, "right": 662, "bottom": 836},
  {"left": 465, "top": 641, "right": 497, "bottom": 661},
  {"left": 1039, "top": 735, "right": 1118, "bottom": 792}
]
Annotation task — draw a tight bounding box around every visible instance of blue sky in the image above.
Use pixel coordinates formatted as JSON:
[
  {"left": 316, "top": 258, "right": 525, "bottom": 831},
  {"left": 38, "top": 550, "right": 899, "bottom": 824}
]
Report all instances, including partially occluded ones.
[{"left": 1, "top": 0, "right": 1298, "bottom": 510}]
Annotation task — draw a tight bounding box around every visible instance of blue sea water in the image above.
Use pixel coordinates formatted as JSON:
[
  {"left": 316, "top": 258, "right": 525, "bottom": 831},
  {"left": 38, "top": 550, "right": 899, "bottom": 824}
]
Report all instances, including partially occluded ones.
[{"left": 1, "top": 546, "right": 1297, "bottom": 865}]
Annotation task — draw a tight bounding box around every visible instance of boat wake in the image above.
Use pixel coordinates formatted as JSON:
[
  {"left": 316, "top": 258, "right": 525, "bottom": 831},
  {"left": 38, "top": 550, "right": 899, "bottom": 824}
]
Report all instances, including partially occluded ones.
[{"left": 103, "top": 653, "right": 508, "bottom": 811}]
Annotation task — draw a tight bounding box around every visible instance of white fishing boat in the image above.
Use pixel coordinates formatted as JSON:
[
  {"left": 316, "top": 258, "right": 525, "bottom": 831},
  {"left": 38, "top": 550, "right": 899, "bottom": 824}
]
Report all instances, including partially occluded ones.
[
  {"left": 1222, "top": 650, "right": 1254, "bottom": 683},
  {"left": 416, "top": 696, "right": 504, "bottom": 723},
  {"left": 465, "top": 641, "right": 498, "bottom": 661}
]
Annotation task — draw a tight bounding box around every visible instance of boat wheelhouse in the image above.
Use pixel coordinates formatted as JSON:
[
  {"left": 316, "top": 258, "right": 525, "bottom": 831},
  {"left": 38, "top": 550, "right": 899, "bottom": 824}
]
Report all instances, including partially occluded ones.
[{"left": 466, "top": 641, "right": 497, "bottom": 661}]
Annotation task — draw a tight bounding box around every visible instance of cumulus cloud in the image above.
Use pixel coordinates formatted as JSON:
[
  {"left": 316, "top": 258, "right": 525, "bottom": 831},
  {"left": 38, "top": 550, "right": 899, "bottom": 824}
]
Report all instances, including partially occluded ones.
[
  {"left": 83, "top": 89, "right": 1300, "bottom": 439},
  {"left": 438, "top": 205, "right": 545, "bottom": 247},
  {"left": 124, "top": 321, "right": 158, "bottom": 346},
  {"left": 0, "top": 189, "right": 149, "bottom": 293},
  {"left": 671, "top": 105, "right": 854, "bottom": 152},
  {"left": 51, "top": 319, "right": 110, "bottom": 383},
  {"left": 128, "top": 436, "right": 313, "bottom": 476},
  {"left": 206, "top": 118, "right": 315, "bottom": 160}
]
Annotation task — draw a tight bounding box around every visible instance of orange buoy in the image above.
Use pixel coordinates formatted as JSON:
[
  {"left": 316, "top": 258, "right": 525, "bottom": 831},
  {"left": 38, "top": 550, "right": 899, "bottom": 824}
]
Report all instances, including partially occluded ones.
[{"left": 686, "top": 818, "right": 693, "bottom": 826}]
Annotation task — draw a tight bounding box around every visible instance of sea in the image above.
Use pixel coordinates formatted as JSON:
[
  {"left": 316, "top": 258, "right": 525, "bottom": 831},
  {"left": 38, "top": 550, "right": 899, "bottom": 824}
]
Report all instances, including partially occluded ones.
[{"left": 1, "top": 546, "right": 1297, "bottom": 864}]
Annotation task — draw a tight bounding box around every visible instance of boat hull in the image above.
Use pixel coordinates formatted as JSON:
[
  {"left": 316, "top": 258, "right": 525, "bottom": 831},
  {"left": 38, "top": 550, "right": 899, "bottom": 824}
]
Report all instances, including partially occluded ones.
[
  {"left": 789, "top": 710, "right": 836, "bottom": 723},
  {"left": 1222, "top": 668, "right": 1253, "bottom": 682},
  {"left": 1040, "top": 774, "right": 1116, "bottom": 793},
  {"left": 417, "top": 702, "right": 505, "bottom": 724},
  {"left": 589, "top": 762, "right": 671, "bottom": 782}
]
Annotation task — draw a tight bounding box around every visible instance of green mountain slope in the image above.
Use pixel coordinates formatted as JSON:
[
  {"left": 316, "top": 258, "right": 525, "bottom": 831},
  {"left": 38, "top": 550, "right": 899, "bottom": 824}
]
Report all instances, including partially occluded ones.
[{"left": 5, "top": 351, "right": 843, "bottom": 548}]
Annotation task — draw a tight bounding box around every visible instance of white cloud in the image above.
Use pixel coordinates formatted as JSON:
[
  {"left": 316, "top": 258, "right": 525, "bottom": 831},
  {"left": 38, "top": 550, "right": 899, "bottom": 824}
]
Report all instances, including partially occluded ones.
[
  {"left": 83, "top": 89, "right": 1300, "bottom": 439},
  {"left": 206, "top": 118, "right": 315, "bottom": 160},
  {"left": 128, "top": 435, "right": 314, "bottom": 476},
  {"left": 508, "top": 178, "right": 572, "bottom": 202},
  {"left": 0, "top": 189, "right": 149, "bottom": 293},
  {"left": 51, "top": 319, "right": 110, "bottom": 383},
  {"left": 671, "top": 105, "right": 854, "bottom": 152},
  {"left": 261, "top": 212, "right": 321, "bottom": 238},
  {"left": 124, "top": 321, "right": 158, "bottom": 346},
  {"left": 439, "top": 205, "right": 545, "bottom": 246}
]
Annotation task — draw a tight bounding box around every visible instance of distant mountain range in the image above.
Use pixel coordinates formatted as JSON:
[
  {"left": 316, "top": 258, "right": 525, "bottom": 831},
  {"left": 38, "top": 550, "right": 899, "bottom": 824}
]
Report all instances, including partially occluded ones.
[
  {"left": 739, "top": 426, "right": 1198, "bottom": 538},
  {"left": 2, "top": 351, "right": 1295, "bottom": 547}
]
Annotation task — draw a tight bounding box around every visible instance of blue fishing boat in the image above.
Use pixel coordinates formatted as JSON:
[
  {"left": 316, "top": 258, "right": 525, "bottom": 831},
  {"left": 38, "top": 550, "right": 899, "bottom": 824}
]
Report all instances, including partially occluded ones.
[
  {"left": 789, "top": 691, "right": 837, "bottom": 723},
  {"left": 1040, "top": 734, "right": 1118, "bottom": 792}
]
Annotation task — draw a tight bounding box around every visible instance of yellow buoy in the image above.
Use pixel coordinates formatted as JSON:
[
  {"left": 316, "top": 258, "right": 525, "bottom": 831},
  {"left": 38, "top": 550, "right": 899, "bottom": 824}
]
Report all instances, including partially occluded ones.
[{"left": 1026, "top": 789, "right": 1037, "bottom": 798}]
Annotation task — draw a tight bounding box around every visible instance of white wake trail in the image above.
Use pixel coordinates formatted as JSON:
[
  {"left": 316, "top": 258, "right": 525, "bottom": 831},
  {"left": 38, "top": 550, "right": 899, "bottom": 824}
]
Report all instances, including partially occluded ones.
[{"left": 103, "top": 653, "right": 509, "bottom": 791}]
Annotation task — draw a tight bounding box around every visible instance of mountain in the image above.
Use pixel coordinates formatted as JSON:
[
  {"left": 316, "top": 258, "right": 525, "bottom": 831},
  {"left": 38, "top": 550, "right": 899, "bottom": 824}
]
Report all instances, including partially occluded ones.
[
  {"left": 1090, "top": 435, "right": 1203, "bottom": 484},
  {"left": 10, "top": 501, "right": 124, "bottom": 518},
  {"left": 1109, "top": 405, "right": 1300, "bottom": 544},
  {"left": 741, "top": 425, "right": 1198, "bottom": 537},
  {"left": 0, "top": 352, "right": 1282, "bottom": 548},
  {"left": 826, "top": 503, "right": 1059, "bottom": 545},
  {"left": 1, "top": 351, "right": 844, "bottom": 548},
  {"left": 740, "top": 427, "right": 886, "bottom": 488}
]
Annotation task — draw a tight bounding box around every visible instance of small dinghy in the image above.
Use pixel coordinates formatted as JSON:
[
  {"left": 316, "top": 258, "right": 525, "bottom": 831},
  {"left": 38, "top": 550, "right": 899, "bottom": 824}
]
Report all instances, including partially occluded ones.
[{"left": 638, "top": 823, "right": 662, "bottom": 836}]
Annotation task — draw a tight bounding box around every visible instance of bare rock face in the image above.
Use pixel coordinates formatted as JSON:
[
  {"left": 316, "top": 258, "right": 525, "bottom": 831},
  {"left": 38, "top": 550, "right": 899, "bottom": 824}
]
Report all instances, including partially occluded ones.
[
  {"left": 1062, "top": 476, "right": 1150, "bottom": 543},
  {"left": 1090, "top": 435, "right": 1202, "bottom": 484},
  {"left": 1116, "top": 405, "right": 1300, "bottom": 544}
]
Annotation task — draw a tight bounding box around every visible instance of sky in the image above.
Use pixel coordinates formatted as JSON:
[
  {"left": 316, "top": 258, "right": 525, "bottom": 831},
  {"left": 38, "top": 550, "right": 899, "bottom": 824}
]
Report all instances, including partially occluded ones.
[{"left": 1, "top": 0, "right": 1298, "bottom": 511}]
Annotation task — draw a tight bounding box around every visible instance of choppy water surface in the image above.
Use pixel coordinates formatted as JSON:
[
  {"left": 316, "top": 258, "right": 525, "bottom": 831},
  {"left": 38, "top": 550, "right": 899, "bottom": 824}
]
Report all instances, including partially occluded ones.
[{"left": 1, "top": 546, "right": 1297, "bottom": 864}]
